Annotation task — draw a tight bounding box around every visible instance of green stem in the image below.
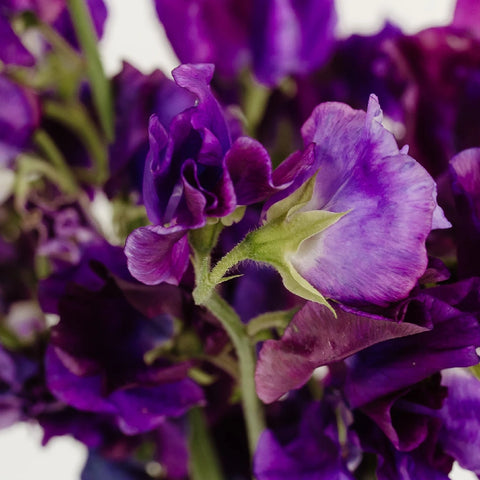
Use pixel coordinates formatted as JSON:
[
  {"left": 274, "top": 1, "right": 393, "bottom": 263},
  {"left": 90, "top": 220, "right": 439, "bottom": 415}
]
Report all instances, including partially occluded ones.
[
  {"left": 193, "top": 237, "right": 251, "bottom": 305},
  {"left": 16, "top": 154, "right": 77, "bottom": 195},
  {"left": 242, "top": 73, "right": 270, "bottom": 137},
  {"left": 203, "top": 292, "right": 266, "bottom": 457},
  {"left": 43, "top": 100, "right": 108, "bottom": 184},
  {"left": 67, "top": 0, "right": 114, "bottom": 141},
  {"left": 34, "top": 130, "right": 79, "bottom": 194},
  {"left": 189, "top": 407, "right": 225, "bottom": 480}
]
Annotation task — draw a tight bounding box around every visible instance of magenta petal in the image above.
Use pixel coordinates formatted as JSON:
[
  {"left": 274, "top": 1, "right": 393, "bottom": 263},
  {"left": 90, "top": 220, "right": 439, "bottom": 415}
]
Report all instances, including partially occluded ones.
[
  {"left": 255, "top": 302, "right": 427, "bottom": 403},
  {"left": 0, "top": 16, "right": 35, "bottom": 66},
  {"left": 225, "top": 136, "right": 279, "bottom": 205},
  {"left": 124, "top": 226, "right": 189, "bottom": 286}
]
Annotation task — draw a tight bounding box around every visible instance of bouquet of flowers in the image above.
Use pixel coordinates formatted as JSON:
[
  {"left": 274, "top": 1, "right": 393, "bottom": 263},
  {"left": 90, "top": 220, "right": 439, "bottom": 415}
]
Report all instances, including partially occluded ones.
[{"left": 1, "top": 0, "right": 480, "bottom": 478}]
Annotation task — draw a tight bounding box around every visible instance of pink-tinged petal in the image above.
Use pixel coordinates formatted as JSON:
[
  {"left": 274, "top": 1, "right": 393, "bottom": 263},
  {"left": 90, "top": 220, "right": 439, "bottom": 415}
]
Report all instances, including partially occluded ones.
[
  {"left": 225, "top": 136, "right": 279, "bottom": 205},
  {"left": 449, "top": 148, "right": 480, "bottom": 278},
  {"left": 289, "top": 97, "right": 449, "bottom": 305},
  {"left": 450, "top": 148, "right": 480, "bottom": 220},
  {"left": 452, "top": 0, "right": 480, "bottom": 39},
  {"left": 255, "top": 302, "right": 427, "bottom": 403},
  {"left": 124, "top": 226, "right": 189, "bottom": 286}
]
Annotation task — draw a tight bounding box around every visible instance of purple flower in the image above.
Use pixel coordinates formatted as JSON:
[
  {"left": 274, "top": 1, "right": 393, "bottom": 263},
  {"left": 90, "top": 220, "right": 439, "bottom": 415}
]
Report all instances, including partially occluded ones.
[
  {"left": 125, "top": 63, "right": 281, "bottom": 285},
  {"left": 45, "top": 272, "right": 204, "bottom": 435},
  {"left": 0, "top": 75, "right": 39, "bottom": 167},
  {"left": 106, "top": 62, "right": 195, "bottom": 198},
  {"left": 0, "top": 346, "right": 37, "bottom": 428},
  {"left": 0, "top": 0, "right": 107, "bottom": 60},
  {"left": 394, "top": 27, "right": 480, "bottom": 178},
  {"left": 356, "top": 412, "right": 453, "bottom": 480},
  {"left": 0, "top": 15, "right": 35, "bottom": 66},
  {"left": 452, "top": 0, "right": 480, "bottom": 39},
  {"left": 343, "top": 289, "right": 480, "bottom": 409},
  {"left": 448, "top": 148, "right": 480, "bottom": 278},
  {"left": 37, "top": 205, "right": 131, "bottom": 314},
  {"left": 437, "top": 369, "right": 480, "bottom": 475},
  {"left": 251, "top": 0, "right": 337, "bottom": 85},
  {"left": 254, "top": 396, "right": 357, "bottom": 480},
  {"left": 153, "top": 0, "right": 336, "bottom": 85},
  {"left": 263, "top": 95, "right": 449, "bottom": 307}
]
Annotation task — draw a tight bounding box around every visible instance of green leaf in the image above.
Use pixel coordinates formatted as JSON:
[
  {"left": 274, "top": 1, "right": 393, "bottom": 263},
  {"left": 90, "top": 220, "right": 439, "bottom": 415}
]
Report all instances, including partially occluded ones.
[{"left": 246, "top": 307, "right": 300, "bottom": 337}]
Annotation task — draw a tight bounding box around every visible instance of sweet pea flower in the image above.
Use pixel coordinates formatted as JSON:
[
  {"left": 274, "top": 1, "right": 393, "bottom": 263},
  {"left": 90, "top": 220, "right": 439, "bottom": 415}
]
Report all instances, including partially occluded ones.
[
  {"left": 153, "top": 0, "right": 337, "bottom": 85},
  {"left": 126, "top": 63, "right": 281, "bottom": 285},
  {"left": 253, "top": 94, "right": 450, "bottom": 307},
  {"left": 45, "top": 272, "right": 204, "bottom": 435},
  {"left": 254, "top": 396, "right": 357, "bottom": 480}
]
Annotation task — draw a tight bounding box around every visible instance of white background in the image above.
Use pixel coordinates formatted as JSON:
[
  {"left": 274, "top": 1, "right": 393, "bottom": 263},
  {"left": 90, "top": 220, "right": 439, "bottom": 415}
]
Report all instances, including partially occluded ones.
[{"left": 1, "top": 0, "right": 475, "bottom": 479}]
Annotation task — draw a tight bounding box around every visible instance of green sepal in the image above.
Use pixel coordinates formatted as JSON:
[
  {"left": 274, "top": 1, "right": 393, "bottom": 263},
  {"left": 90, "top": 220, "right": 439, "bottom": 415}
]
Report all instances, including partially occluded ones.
[
  {"left": 243, "top": 182, "right": 347, "bottom": 310},
  {"left": 266, "top": 172, "right": 317, "bottom": 222}
]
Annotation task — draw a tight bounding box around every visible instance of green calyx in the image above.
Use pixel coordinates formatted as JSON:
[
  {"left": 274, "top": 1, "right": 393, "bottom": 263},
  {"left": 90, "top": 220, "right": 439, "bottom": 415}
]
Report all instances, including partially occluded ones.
[{"left": 192, "top": 175, "right": 348, "bottom": 310}]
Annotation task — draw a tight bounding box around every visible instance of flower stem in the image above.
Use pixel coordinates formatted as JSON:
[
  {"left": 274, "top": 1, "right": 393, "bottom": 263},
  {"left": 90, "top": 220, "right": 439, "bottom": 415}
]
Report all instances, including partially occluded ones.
[
  {"left": 189, "top": 407, "right": 225, "bottom": 480},
  {"left": 193, "top": 237, "right": 251, "bottom": 305},
  {"left": 203, "top": 291, "right": 265, "bottom": 457},
  {"left": 67, "top": 0, "right": 114, "bottom": 141}
]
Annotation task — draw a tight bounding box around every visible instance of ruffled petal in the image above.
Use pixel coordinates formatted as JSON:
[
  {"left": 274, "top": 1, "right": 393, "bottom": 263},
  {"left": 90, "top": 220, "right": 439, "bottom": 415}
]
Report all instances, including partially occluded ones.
[{"left": 125, "top": 226, "right": 189, "bottom": 286}]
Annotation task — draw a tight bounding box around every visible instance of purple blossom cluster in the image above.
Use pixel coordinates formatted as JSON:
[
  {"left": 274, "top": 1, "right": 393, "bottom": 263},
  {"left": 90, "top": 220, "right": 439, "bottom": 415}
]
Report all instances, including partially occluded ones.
[{"left": 1, "top": 0, "right": 480, "bottom": 479}]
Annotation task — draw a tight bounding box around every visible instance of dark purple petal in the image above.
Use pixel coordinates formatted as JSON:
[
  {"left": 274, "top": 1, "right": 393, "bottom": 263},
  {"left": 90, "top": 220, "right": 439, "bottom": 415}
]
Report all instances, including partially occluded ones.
[
  {"left": 46, "top": 347, "right": 116, "bottom": 415},
  {"left": 111, "top": 382, "right": 204, "bottom": 435},
  {"left": 51, "top": 0, "right": 107, "bottom": 48},
  {"left": 252, "top": 0, "right": 337, "bottom": 85},
  {"left": 153, "top": 0, "right": 251, "bottom": 78},
  {"left": 46, "top": 348, "right": 203, "bottom": 435},
  {"left": 255, "top": 302, "right": 427, "bottom": 403},
  {"left": 124, "top": 225, "right": 189, "bottom": 286},
  {"left": 344, "top": 293, "right": 480, "bottom": 408},
  {"left": 449, "top": 148, "right": 480, "bottom": 278},
  {"left": 106, "top": 62, "right": 195, "bottom": 197},
  {"left": 142, "top": 65, "right": 244, "bottom": 229},
  {"left": 0, "top": 16, "right": 35, "bottom": 66},
  {"left": 361, "top": 375, "right": 447, "bottom": 452},
  {"left": 154, "top": 421, "right": 189, "bottom": 479},
  {"left": 0, "top": 76, "right": 39, "bottom": 166},
  {"left": 81, "top": 451, "right": 150, "bottom": 480},
  {"left": 225, "top": 136, "right": 281, "bottom": 205},
  {"left": 38, "top": 239, "right": 131, "bottom": 314},
  {"left": 254, "top": 400, "right": 355, "bottom": 480}
]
